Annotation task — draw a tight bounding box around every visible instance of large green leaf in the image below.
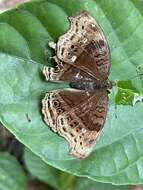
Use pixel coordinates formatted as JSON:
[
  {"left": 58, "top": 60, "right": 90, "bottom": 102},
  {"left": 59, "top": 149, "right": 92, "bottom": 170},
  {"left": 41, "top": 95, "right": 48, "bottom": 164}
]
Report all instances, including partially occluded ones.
[
  {"left": 0, "top": 0, "right": 143, "bottom": 185},
  {"left": 24, "top": 148, "right": 130, "bottom": 190},
  {"left": 0, "top": 152, "right": 27, "bottom": 190}
]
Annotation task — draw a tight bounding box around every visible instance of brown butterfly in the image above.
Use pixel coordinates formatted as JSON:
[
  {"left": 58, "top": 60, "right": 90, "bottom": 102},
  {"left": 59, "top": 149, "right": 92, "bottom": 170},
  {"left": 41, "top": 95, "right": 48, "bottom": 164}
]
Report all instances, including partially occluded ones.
[{"left": 42, "top": 11, "right": 112, "bottom": 159}]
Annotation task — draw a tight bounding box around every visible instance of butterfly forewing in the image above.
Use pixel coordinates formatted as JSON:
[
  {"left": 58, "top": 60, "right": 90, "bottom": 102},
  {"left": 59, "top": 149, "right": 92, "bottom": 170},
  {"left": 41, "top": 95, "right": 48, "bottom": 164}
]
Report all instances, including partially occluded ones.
[
  {"left": 56, "top": 11, "right": 110, "bottom": 81},
  {"left": 44, "top": 11, "right": 110, "bottom": 83}
]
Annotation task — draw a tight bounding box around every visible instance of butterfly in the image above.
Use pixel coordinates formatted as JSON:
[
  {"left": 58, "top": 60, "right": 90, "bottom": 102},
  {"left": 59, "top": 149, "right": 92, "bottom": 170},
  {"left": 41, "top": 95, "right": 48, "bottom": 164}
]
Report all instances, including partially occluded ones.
[{"left": 42, "top": 11, "right": 112, "bottom": 159}]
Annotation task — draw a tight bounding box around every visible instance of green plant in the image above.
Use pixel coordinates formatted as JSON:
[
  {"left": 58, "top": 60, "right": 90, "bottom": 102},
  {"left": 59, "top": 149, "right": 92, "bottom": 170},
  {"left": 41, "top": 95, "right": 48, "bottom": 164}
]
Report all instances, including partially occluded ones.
[
  {"left": 24, "top": 148, "right": 130, "bottom": 190},
  {"left": 0, "top": 0, "right": 143, "bottom": 188}
]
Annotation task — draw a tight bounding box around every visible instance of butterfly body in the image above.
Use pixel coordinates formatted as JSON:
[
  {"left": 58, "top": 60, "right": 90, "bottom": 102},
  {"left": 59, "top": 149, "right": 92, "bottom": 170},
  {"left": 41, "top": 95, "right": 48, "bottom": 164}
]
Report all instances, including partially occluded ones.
[
  {"left": 70, "top": 79, "right": 112, "bottom": 91},
  {"left": 42, "top": 11, "right": 111, "bottom": 159}
]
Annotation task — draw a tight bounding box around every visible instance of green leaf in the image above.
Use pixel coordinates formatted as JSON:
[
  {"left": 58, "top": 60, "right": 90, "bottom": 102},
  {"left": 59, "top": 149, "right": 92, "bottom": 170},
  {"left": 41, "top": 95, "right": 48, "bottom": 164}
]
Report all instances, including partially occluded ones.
[
  {"left": 0, "top": 152, "right": 27, "bottom": 190},
  {"left": 24, "top": 148, "right": 60, "bottom": 189},
  {"left": 24, "top": 148, "right": 130, "bottom": 190},
  {"left": 0, "top": 0, "right": 143, "bottom": 185}
]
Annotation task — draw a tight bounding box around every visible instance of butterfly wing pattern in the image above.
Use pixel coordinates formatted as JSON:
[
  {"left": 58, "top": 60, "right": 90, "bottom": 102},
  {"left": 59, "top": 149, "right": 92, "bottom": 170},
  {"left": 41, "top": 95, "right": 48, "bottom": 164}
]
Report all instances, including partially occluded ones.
[{"left": 42, "top": 11, "right": 111, "bottom": 159}]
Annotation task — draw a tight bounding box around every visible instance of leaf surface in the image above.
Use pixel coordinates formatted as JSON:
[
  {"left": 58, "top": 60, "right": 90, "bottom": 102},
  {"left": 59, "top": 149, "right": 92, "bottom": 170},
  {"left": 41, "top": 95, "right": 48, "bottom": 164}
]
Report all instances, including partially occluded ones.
[
  {"left": 0, "top": 0, "right": 143, "bottom": 185},
  {"left": 25, "top": 148, "right": 130, "bottom": 190}
]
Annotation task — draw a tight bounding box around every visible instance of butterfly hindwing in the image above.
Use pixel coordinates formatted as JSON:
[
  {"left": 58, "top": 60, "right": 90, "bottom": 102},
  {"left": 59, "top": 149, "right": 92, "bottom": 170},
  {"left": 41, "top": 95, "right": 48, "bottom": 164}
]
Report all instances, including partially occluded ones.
[{"left": 42, "top": 89, "right": 108, "bottom": 159}]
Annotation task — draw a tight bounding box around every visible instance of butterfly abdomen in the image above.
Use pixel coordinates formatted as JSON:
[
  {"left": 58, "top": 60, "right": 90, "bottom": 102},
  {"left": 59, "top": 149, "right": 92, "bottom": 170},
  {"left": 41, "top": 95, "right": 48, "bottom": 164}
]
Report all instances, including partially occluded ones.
[{"left": 70, "top": 79, "right": 111, "bottom": 91}]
